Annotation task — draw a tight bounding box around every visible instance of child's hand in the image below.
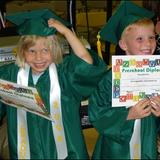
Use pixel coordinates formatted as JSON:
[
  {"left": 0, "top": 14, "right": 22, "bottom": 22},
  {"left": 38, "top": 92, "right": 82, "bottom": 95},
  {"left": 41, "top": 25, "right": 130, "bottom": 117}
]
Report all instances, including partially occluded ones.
[
  {"left": 150, "top": 96, "right": 160, "bottom": 117},
  {"left": 48, "top": 18, "right": 68, "bottom": 35},
  {"left": 127, "top": 98, "right": 151, "bottom": 120},
  {"left": 48, "top": 18, "right": 92, "bottom": 64}
]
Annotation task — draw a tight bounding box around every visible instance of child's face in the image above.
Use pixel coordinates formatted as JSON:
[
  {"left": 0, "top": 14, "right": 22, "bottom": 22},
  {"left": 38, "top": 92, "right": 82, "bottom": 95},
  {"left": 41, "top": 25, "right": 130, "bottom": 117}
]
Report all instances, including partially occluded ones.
[
  {"left": 24, "top": 38, "right": 53, "bottom": 74},
  {"left": 120, "top": 25, "right": 156, "bottom": 55}
]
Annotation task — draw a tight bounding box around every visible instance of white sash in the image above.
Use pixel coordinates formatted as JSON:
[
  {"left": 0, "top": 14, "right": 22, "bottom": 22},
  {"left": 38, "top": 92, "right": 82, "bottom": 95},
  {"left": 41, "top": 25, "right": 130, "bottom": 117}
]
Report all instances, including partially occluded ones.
[
  {"left": 17, "top": 64, "right": 30, "bottom": 159},
  {"left": 49, "top": 63, "right": 68, "bottom": 159},
  {"left": 129, "top": 119, "right": 141, "bottom": 159},
  {"left": 17, "top": 63, "right": 68, "bottom": 159}
]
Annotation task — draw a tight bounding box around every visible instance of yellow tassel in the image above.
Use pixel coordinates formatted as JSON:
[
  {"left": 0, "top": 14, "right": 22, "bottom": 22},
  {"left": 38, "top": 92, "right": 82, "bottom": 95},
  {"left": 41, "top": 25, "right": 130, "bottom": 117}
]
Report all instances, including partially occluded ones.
[
  {"left": 97, "top": 33, "right": 103, "bottom": 59},
  {"left": 12, "top": 47, "right": 17, "bottom": 56}
]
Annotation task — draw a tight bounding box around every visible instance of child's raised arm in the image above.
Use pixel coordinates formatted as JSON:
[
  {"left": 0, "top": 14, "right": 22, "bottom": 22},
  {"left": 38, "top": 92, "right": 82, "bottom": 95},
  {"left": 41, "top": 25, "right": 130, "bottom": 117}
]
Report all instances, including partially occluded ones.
[{"left": 48, "top": 18, "right": 93, "bottom": 64}]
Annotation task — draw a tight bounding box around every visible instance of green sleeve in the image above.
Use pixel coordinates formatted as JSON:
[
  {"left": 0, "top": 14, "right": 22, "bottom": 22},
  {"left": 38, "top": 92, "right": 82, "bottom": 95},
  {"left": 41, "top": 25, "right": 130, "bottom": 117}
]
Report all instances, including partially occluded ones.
[
  {"left": 0, "top": 62, "right": 18, "bottom": 81},
  {"left": 89, "top": 69, "right": 134, "bottom": 143},
  {"left": 0, "top": 63, "right": 18, "bottom": 121},
  {"left": 59, "top": 49, "right": 107, "bottom": 99},
  {"left": 0, "top": 64, "right": 9, "bottom": 121}
]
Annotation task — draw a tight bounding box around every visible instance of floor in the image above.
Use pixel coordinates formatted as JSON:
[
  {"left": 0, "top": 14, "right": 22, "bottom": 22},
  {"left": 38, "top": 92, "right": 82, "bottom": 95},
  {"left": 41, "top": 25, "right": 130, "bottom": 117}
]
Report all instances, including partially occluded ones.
[{"left": 83, "top": 128, "right": 99, "bottom": 157}]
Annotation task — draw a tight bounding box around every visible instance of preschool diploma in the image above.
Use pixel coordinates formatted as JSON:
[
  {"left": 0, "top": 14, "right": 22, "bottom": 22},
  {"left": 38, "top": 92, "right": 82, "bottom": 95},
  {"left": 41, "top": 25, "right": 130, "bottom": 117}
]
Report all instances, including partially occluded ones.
[
  {"left": 0, "top": 79, "right": 53, "bottom": 121},
  {"left": 112, "top": 55, "right": 160, "bottom": 107}
]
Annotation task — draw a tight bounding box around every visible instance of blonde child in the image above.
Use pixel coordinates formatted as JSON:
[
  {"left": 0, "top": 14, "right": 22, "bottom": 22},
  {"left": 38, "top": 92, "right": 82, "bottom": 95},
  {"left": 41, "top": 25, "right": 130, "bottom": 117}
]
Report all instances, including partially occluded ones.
[{"left": 0, "top": 9, "right": 106, "bottom": 159}]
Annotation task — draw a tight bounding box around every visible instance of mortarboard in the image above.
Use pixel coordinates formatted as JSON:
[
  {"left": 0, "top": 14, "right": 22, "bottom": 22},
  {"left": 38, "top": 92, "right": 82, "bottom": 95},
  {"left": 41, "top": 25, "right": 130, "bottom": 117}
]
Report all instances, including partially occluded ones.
[
  {"left": 99, "top": 0, "right": 155, "bottom": 44},
  {"left": 6, "top": 8, "right": 71, "bottom": 36}
]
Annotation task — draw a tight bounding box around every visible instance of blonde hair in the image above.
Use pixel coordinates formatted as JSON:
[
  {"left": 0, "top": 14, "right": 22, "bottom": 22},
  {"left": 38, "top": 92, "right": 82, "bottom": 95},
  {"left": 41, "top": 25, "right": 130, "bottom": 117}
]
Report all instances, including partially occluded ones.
[
  {"left": 16, "top": 34, "right": 64, "bottom": 68},
  {"left": 121, "top": 18, "right": 155, "bottom": 39}
]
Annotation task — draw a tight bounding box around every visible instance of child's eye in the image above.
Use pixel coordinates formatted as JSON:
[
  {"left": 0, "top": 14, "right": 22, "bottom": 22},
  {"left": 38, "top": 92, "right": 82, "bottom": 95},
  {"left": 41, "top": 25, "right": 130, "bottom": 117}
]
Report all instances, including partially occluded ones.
[
  {"left": 28, "top": 49, "right": 36, "bottom": 54},
  {"left": 149, "top": 36, "right": 156, "bottom": 40},
  {"left": 41, "top": 48, "right": 49, "bottom": 54},
  {"left": 136, "top": 37, "right": 143, "bottom": 42}
]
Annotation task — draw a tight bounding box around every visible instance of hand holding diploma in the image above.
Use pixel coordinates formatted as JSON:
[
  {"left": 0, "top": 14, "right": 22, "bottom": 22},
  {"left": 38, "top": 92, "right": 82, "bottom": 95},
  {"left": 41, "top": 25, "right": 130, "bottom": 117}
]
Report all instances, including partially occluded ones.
[
  {"left": 150, "top": 96, "right": 160, "bottom": 117},
  {"left": 127, "top": 98, "right": 151, "bottom": 120}
]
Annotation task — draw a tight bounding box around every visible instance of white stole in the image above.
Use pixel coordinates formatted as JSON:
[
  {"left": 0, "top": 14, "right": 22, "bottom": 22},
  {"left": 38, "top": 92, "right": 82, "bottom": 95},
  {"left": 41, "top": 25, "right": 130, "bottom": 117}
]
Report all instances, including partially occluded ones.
[
  {"left": 17, "top": 64, "right": 30, "bottom": 159},
  {"left": 17, "top": 63, "right": 68, "bottom": 159},
  {"left": 129, "top": 119, "right": 141, "bottom": 159}
]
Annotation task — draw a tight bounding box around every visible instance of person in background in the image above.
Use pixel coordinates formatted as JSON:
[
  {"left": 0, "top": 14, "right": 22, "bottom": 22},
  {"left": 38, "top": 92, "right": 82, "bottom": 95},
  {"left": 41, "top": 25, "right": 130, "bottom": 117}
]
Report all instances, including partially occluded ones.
[
  {"left": 143, "top": 0, "right": 160, "bottom": 55},
  {"left": 89, "top": 1, "right": 160, "bottom": 159},
  {"left": 0, "top": 9, "right": 107, "bottom": 159}
]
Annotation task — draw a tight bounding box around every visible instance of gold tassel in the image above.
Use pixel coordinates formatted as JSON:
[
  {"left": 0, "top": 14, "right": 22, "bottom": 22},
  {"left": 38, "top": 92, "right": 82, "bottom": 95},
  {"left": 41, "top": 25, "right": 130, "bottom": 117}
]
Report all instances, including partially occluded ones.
[
  {"left": 12, "top": 47, "right": 17, "bottom": 56},
  {"left": 97, "top": 33, "right": 103, "bottom": 59}
]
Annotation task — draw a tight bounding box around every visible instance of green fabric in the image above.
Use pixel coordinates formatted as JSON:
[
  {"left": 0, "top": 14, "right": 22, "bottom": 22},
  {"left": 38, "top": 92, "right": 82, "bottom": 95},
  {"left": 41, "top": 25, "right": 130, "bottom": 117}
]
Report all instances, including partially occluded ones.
[
  {"left": 6, "top": 9, "right": 71, "bottom": 36},
  {"left": 99, "top": 0, "right": 154, "bottom": 44},
  {"left": 89, "top": 69, "right": 159, "bottom": 159},
  {"left": 0, "top": 50, "right": 107, "bottom": 159}
]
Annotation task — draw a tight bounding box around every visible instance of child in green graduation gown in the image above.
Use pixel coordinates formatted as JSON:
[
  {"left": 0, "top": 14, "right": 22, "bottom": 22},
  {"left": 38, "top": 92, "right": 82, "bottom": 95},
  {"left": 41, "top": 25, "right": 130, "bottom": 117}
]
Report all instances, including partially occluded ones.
[
  {"left": 0, "top": 9, "right": 106, "bottom": 159},
  {"left": 89, "top": 1, "right": 160, "bottom": 159}
]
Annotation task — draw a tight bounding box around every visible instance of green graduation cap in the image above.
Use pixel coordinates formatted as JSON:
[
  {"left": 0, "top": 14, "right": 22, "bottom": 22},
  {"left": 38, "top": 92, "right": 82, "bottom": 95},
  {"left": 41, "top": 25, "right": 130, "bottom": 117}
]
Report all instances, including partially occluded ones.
[
  {"left": 99, "top": 0, "right": 155, "bottom": 44},
  {"left": 6, "top": 8, "right": 71, "bottom": 36}
]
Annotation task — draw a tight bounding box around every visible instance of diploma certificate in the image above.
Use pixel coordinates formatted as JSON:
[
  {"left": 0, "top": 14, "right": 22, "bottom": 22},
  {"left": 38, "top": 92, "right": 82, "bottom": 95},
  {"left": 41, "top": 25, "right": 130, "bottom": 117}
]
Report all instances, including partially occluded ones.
[
  {"left": 0, "top": 79, "right": 53, "bottom": 121},
  {"left": 112, "top": 55, "right": 160, "bottom": 107}
]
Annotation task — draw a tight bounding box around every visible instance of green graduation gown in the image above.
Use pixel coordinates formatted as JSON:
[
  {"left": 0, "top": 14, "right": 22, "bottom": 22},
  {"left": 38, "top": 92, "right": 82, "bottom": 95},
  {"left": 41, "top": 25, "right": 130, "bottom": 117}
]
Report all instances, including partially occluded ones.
[
  {"left": 89, "top": 68, "right": 160, "bottom": 159},
  {"left": 0, "top": 50, "right": 107, "bottom": 159}
]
